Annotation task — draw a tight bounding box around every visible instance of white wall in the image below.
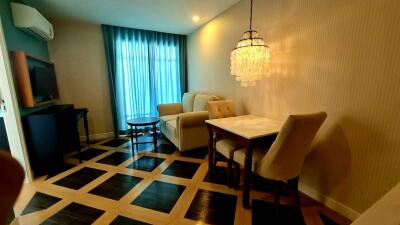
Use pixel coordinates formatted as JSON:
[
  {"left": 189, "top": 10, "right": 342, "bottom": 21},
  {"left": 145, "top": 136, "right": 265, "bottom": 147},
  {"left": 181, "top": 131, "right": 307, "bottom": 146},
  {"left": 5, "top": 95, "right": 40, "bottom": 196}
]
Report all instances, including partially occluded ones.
[
  {"left": 188, "top": 0, "right": 400, "bottom": 219},
  {"left": 48, "top": 20, "right": 114, "bottom": 140}
]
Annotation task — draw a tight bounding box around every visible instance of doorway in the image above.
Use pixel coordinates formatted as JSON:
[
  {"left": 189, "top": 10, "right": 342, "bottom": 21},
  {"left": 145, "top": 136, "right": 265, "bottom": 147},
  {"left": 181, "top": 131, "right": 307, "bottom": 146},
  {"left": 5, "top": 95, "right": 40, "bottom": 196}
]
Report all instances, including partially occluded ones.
[{"left": 0, "top": 16, "right": 32, "bottom": 181}]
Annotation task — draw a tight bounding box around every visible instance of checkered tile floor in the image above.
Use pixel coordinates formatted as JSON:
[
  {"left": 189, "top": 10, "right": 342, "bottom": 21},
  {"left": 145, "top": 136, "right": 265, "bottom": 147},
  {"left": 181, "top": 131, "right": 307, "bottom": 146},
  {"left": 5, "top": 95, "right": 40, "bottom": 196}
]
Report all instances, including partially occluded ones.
[{"left": 13, "top": 135, "right": 351, "bottom": 225}]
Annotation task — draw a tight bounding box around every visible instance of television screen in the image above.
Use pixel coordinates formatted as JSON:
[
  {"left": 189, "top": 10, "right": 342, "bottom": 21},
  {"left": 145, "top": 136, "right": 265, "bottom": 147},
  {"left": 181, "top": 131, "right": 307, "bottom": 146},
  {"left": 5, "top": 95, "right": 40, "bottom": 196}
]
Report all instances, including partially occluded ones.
[{"left": 33, "top": 66, "right": 58, "bottom": 100}]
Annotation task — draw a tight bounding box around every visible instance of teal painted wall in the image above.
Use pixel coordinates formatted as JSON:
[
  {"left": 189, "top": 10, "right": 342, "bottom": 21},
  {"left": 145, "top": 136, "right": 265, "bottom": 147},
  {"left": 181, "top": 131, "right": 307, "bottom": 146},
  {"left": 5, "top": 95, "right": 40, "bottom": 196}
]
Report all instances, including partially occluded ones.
[
  {"left": 0, "top": 0, "right": 52, "bottom": 116},
  {"left": 0, "top": 0, "right": 49, "bottom": 59}
]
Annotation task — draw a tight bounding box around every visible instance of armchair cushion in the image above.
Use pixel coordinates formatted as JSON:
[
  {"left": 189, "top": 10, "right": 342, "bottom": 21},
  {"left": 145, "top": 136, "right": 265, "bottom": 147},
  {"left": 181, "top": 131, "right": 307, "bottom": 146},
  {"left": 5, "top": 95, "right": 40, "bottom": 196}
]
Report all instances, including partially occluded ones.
[
  {"left": 157, "top": 103, "right": 183, "bottom": 117},
  {"left": 182, "top": 93, "right": 196, "bottom": 112},
  {"left": 193, "top": 94, "right": 219, "bottom": 112},
  {"left": 177, "top": 111, "right": 209, "bottom": 128}
]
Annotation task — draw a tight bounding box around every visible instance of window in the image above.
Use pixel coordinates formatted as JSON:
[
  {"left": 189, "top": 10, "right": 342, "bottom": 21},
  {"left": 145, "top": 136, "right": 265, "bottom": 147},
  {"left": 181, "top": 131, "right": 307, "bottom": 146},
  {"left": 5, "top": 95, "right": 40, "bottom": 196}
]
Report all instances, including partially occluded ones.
[{"left": 103, "top": 26, "right": 186, "bottom": 133}]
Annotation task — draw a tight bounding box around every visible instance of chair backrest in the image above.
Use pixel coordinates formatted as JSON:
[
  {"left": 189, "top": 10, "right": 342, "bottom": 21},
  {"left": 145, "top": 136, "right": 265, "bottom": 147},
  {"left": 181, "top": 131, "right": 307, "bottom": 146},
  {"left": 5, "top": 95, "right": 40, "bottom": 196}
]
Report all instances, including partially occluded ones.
[
  {"left": 207, "top": 100, "right": 236, "bottom": 119},
  {"left": 257, "top": 112, "right": 327, "bottom": 180}
]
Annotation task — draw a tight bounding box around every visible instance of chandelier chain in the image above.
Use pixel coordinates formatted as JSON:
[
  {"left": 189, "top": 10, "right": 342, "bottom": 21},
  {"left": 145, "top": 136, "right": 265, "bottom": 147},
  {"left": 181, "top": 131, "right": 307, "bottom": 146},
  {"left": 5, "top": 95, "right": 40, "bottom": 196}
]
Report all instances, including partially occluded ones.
[{"left": 249, "top": 0, "right": 253, "bottom": 30}]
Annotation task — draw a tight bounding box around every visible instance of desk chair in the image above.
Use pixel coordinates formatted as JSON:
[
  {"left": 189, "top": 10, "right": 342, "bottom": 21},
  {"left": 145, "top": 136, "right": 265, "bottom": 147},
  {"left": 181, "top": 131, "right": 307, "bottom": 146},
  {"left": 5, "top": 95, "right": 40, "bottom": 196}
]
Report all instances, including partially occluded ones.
[
  {"left": 208, "top": 100, "right": 242, "bottom": 187},
  {"left": 233, "top": 112, "right": 327, "bottom": 209}
]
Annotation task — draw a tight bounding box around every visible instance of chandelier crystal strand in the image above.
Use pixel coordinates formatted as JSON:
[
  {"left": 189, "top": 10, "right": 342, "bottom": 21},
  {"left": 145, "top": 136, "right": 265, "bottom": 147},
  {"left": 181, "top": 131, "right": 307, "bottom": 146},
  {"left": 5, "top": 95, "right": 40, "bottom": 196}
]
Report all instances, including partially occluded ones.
[{"left": 230, "top": 0, "right": 270, "bottom": 87}]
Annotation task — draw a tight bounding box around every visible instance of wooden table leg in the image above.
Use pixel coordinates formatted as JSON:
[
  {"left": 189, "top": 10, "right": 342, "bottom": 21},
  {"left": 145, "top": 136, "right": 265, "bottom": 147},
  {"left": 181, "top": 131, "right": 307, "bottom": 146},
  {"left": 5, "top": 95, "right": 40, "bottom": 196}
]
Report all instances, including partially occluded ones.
[
  {"left": 135, "top": 126, "right": 139, "bottom": 153},
  {"left": 153, "top": 124, "right": 157, "bottom": 152},
  {"left": 83, "top": 111, "right": 90, "bottom": 146},
  {"left": 243, "top": 143, "right": 253, "bottom": 208},
  {"left": 207, "top": 125, "right": 214, "bottom": 176},
  {"left": 130, "top": 125, "right": 134, "bottom": 155}
]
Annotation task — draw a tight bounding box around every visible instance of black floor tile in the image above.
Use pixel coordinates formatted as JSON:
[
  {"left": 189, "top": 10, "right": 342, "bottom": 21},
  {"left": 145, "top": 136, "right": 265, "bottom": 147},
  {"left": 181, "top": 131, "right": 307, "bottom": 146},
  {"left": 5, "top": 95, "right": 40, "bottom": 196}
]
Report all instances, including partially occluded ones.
[
  {"left": 252, "top": 199, "right": 306, "bottom": 225},
  {"left": 110, "top": 216, "right": 151, "bottom": 225},
  {"left": 45, "top": 163, "right": 76, "bottom": 180},
  {"left": 71, "top": 148, "right": 108, "bottom": 161},
  {"left": 127, "top": 156, "right": 165, "bottom": 172},
  {"left": 132, "top": 180, "right": 185, "bottom": 213},
  {"left": 185, "top": 189, "right": 237, "bottom": 225},
  {"left": 89, "top": 174, "right": 143, "bottom": 200},
  {"left": 41, "top": 202, "right": 104, "bottom": 225},
  {"left": 137, "top": 143, "right": 156, "bottom": 152},
  {"left": 53, "top": 167, "right": 106, "bottom": 190},
  {"left": 124, "top": 143, "right": 155, "bottom": 153},
  {"left": 319, "top": 212, "right": 340, "bottom": 225},
  {"left": 21, "top": 192, "right": 61, "bottom": 215},
  {"left": 124, "top": 143, "right": 154, "bottom": 154},
  {"left": 179, "top": 147, "right": 208, "bottom": 159},
  {"left": 162, "top": 160, "right": 200, "bottom": 179},
  {"left": 136, "top": 134, "right": 160, "bottom": 143},
  {"left": 156, "top": 143, "right": 177, "bottom": 154},
  {"left": 102, "top": 139, "right": 129, "bottom": 147},
  {"left": 203, "top": 166, "right": 228, "bottom": 185},
  {"left": 97, "top": 152, "right": 132, "bottom": 166}
]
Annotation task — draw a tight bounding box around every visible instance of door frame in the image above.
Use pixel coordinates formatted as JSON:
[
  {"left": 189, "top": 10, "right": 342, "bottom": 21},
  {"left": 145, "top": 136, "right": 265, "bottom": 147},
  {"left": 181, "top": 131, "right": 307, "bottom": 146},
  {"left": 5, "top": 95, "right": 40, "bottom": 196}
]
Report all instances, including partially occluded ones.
[{"left": 0, "top": 16, "right": 33, "bottom": 182}]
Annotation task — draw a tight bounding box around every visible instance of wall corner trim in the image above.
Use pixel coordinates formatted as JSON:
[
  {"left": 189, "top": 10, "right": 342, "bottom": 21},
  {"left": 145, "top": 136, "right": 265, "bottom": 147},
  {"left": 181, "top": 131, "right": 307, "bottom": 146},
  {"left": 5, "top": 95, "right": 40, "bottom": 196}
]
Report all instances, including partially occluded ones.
[
  {"left": 79, "top": 132, "right": 114, "bottom": 142},
  {"left": 299, "top": 182, "right": 361, "bottom": 221}
]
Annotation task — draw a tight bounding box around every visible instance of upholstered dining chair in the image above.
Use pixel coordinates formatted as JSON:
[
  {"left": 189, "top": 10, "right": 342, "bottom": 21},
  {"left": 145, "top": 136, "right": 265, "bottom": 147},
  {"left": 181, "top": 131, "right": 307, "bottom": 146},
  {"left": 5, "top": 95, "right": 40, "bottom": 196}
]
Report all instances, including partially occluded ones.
[
  {"left": 208, "top": 100, "right": 242, "bottom": 187},
  {"left": 232, "top": 112, "right": 327, "bottom": 209}
]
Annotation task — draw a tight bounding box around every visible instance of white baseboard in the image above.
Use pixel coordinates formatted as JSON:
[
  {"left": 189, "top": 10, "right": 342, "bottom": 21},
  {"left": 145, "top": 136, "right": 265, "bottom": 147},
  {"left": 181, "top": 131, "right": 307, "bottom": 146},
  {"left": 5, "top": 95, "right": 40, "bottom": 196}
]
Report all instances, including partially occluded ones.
[
  {"left": 299, "top": 182, "right": 360, "bottom": 221},
  {"left": 79, "top": 132, "right": 114, "bottom": 142}
]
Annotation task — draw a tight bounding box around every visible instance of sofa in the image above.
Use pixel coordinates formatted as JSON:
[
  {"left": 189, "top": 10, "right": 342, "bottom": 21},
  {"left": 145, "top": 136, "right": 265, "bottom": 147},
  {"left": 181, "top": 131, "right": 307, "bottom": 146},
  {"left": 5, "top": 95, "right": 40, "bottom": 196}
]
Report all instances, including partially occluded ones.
[{"left": 157, "top": 92, "right": 220, "bottom": 151}]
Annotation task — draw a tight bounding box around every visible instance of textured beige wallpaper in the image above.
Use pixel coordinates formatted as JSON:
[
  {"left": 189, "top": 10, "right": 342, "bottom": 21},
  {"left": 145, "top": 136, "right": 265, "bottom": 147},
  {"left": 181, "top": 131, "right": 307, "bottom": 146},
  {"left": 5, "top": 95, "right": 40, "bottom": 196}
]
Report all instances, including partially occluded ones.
[
  {"left": 48, "top": 20, "right": 114, "bottom": 139},
  {"left": 188, "top": 0, "right": 400, "bottom": 219}
]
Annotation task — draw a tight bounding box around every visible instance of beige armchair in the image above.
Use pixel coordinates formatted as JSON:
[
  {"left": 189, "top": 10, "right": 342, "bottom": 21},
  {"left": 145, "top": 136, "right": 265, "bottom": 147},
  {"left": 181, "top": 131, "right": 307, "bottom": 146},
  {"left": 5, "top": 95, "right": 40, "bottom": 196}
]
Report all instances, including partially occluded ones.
[
  {"left": 157, "top": 92, "right": 219, "bottom": 151},
  {"left": 233, "top": 112, "right": 327, "bottom": 209}
]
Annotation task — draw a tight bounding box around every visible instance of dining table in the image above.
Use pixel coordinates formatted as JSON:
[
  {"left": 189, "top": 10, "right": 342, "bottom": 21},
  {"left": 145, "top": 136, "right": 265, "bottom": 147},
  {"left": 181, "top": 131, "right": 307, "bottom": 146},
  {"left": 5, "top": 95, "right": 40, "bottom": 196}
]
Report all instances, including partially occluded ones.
[{"left": 205, "top": 115, "right": 284, "bottom": 208}]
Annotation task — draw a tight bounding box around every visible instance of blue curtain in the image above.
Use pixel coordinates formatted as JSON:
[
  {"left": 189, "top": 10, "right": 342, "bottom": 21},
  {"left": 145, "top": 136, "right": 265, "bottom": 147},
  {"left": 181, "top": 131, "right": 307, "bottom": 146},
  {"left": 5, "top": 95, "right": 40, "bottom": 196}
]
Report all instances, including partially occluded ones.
[{"left": 102, "top": 25, "right": 187, "bottom": 135}]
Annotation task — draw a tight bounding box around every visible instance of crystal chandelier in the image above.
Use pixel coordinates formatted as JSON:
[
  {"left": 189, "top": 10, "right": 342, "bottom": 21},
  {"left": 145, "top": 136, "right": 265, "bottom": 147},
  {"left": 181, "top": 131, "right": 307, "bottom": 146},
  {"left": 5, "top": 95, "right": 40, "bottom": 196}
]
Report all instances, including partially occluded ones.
[{"left": 230, "top": 0, "right": 270, "bottom": 87}]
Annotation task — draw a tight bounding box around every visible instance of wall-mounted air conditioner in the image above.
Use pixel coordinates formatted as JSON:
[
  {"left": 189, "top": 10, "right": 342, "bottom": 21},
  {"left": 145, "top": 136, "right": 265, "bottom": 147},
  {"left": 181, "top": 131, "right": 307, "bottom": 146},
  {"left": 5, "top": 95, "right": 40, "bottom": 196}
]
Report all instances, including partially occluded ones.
[{"left": 10, "top": 3, "right": 54, "bottom": 41}]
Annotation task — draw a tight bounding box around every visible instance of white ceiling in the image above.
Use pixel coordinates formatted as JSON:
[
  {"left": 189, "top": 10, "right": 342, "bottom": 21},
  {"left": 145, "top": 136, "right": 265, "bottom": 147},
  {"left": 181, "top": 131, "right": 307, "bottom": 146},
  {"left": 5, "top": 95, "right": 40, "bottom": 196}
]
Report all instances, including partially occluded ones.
[{"left": 23, "top": 0, "right": 240, "bottom": 35}]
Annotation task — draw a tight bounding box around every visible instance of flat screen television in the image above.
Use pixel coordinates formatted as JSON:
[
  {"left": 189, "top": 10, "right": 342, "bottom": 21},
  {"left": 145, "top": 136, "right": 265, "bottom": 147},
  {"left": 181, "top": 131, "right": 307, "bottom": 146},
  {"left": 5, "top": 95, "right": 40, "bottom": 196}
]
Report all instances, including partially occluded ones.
[{"left": 31, "top": 66, "right": 59, "bottom": 101}]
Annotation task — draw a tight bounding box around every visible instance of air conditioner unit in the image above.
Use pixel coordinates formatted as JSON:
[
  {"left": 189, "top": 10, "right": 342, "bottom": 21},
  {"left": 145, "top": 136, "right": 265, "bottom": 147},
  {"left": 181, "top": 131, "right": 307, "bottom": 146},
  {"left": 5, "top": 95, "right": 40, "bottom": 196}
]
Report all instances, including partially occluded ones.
[{"left": 10, "top": 3, "right": 54, "bottom": 41}]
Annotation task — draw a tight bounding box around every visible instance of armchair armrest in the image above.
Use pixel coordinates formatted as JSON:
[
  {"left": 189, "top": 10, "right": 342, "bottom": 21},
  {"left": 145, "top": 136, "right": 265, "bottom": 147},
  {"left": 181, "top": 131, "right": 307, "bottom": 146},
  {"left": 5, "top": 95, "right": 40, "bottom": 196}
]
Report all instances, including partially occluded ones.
[
  {"left": 157, "top": 103, "right": 183, "bottom": 116},
  {"left": 177, "top": 111, "right": 209, "bottom": 128}
]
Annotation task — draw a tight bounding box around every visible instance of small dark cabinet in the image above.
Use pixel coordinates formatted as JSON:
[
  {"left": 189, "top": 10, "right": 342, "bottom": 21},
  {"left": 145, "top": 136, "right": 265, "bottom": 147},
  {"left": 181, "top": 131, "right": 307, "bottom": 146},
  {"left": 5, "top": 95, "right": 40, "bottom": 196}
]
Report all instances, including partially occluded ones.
[{"left": 23, "top": 104, "right": 80, "bottom": 176}]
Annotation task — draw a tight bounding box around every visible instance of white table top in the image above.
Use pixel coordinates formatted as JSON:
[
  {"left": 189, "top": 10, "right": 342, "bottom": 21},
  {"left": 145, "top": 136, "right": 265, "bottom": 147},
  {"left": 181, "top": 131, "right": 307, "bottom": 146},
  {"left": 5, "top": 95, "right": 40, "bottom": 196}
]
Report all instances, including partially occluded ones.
[{"left": 205, "top": 115, "right": 284, "bottom": 139}]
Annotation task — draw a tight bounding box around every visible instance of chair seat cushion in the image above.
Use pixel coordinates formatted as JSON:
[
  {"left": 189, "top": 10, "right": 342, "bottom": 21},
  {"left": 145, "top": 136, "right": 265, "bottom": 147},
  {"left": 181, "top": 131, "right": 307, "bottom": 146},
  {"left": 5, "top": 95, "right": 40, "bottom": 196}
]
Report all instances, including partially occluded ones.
[
  {"left": 166, "top": 119, "right": 177, "bottom": 135},
  {"left": 215, "top": 138, "right": 242, "bottom": 159},
  {"left": 233, "top": 147, "right": 267, "bottom": 171},
  {"left": 160, "top": 114, "right": 179, "bottom": 122}
]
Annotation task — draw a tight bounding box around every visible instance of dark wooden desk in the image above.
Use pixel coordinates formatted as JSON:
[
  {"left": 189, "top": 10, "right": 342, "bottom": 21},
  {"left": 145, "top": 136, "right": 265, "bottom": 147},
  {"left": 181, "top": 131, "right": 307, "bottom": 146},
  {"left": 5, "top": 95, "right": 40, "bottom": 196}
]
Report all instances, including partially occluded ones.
[{"left": 206, "top": 115, "right": 283, "bottom": 208}]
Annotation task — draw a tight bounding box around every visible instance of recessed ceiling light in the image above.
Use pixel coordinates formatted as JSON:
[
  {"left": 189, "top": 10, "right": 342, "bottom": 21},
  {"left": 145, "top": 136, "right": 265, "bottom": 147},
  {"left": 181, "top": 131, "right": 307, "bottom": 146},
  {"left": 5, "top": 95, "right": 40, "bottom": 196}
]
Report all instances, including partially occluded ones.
[{"left": 192, "top": 15, "right": 200, "bottom": 22}]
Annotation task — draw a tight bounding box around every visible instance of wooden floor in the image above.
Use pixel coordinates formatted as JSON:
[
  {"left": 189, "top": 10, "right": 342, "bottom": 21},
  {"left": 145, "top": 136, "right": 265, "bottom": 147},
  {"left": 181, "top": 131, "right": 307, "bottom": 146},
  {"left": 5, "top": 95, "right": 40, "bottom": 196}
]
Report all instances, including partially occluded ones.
[{"left": 13, "top": 135, "right": 352, "bottom": 225}]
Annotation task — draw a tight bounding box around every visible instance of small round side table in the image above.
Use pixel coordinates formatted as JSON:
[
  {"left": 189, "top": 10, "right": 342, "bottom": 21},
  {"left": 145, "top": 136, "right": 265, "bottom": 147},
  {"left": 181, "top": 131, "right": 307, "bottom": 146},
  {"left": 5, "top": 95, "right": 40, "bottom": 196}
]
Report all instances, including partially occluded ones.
[{"left": 127, "top": 117, "right": 160, "bottom": 154}]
